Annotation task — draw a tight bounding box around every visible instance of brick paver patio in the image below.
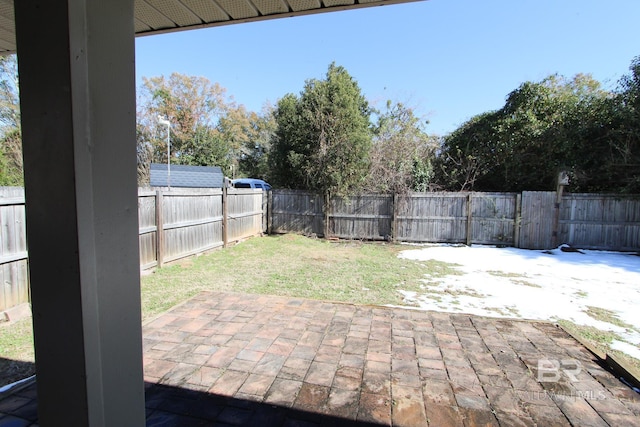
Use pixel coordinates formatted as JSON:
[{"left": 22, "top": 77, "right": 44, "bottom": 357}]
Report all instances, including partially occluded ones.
[{"left": 1, "top": 291, "right": 639, "bottom": 426}]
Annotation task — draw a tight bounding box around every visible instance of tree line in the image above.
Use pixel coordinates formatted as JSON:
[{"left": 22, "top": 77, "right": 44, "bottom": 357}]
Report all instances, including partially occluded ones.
[
  {"left": 1, "top": 56, "right": 639, "bottom": 195},
  {"left": 135, "top": 63, "right": 436, "bottom": 197},
  {"left": 435, "top": 64, "right": 640, "bottom": 194}
]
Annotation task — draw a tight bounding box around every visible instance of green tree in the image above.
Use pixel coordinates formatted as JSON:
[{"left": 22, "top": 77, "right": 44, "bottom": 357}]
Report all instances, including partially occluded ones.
[
  {"left": 606, "top": 55, "right": 640, "bottom": 193},
  {"left": 269, "top": 93, "right": 306, "bottom": 188},
  {"left": 498, "top": 74, "right": 612, "bottom": 191},
  {"left": 237, "top": 104, "right": 276, "bottom": 180},
  {"left": 434, "top": 111, "right": 503, "bottom": 191},
  {"left": 136, "top": 73, "right": 233, "bottom": 179},
  {"left": 435, "top": 73, "right": 623, "bottom": 192},
  {"left": 270, "top": 63, "right": 372, "bottom": 195},
  {"left": 178, "top": 125, "right": 232, "bottom": 172},
  {"left": 0, "top": 55, "right": 22, "bottom": 186},
  {"left": 367, "top": 100, "right": 437, "bottom": 193},
  {"left": 217, "top": 103, "right": 276, "bottom": 179},
  {"left": 137, "top": 73, "right": 276, "bottom": 183}
]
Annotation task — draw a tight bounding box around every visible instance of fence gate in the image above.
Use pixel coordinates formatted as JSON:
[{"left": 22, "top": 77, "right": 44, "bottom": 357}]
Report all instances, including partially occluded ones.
[{"left": 519, "top": 191, "right": 557, "bottom": 250}]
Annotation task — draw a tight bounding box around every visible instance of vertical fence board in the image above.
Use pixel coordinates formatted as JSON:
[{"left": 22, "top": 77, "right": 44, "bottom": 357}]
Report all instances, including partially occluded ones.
[
  {"left": 520, "top": 191, "right": 556, "bottom": 249},
  {"left": 558, "top": 194, "right": 640, "bottom": 251},
  {"left": 396, "top": 193, "right": 468, "bottom": 243},
  {"left": 138, "top": 191, "right": 157, "bottom": 269},
  {"left": 267, "top": 191, "right": 273, "bottom": 234},
  {"left": 222, "top": 187, "right": 228, "bottom": 247},
  {"left": 514, "top": 194, "right": 522, "bottom": 247},
  {"left": 470, "top": 193, "right": 517, "bottom": 246},
  {"left": 262, "top": 191, "right": 268, "bottom": 234},
  {"left": 155, "top": 191, "right": 164, "bottom": 267},
  {"left": 226, "top": 188, "right": 264, "bottom": 243},
  {"left": 270, "top": 190, "right": 324, "bottom": 236},
  {"left": 161, "top": 189, "right": 224, "bottom": 263},
  {"left": 466, "top": 194, "right": 473, "bottom": 245},
  {"left": 328, "top": 194, "right": 392, "bottom": 240}
]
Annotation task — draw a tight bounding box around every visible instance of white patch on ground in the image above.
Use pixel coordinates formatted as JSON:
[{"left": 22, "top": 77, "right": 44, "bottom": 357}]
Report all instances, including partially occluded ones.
[
  {"left": 397, "top": 244, "right": 640, "bottom": 359},
  {"left": 612, "top": 340, "right": 640, "bottom": 360}
]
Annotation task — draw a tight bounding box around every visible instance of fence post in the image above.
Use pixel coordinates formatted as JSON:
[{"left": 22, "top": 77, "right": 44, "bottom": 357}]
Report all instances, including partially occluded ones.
[
  {"left": 323, "top": 191, "right": 330, "bottom": 238},
  {"left": 390, "top": 193, "right": 398, "bottom": 242},
  {"left": 267, "top": 190, "right": 273, "bottom": 235},
  {"left": 552, "top": 180, "right": 566, "bottom": 248},
  {"left": 514, "top": 193, "right": 522, "bottom": 248},
  {"left": 466, "top": 193, "right": 473, "bottom": 246},
  {"left": 222, "top": 186, "right": 228, "bottom": 247},
  {"left": 155, "top": 189, "right": 164, "bottom": 268}
]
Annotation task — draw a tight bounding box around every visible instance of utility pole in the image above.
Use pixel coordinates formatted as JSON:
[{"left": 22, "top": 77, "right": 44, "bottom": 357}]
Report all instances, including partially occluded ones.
[{"left": 158, "top": 116, "right": 171, "bottom": 189}]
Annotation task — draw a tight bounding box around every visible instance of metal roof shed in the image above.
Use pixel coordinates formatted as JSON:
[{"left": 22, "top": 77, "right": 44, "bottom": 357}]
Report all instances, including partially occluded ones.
[{"left": 149, "top": 163, "right": 224, "bottom": 188}]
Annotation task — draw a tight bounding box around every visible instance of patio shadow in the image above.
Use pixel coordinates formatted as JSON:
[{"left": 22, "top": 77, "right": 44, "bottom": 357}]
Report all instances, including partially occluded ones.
[
  {"left": 145, "top": 381, "right": 385, "bottom": 426},
  {"left": 0, "top": 377, "right": 387, "bottom": 426}
]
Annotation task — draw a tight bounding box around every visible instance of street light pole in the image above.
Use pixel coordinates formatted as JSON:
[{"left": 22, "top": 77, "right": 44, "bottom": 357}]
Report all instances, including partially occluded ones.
[{"left": 158, "top": 116, "right": 171, "bottom": 189}]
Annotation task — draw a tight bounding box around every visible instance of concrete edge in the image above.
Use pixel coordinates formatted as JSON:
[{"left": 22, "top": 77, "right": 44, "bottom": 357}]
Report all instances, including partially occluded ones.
[
  {"left": 557, "top": 323, "right": 640, "bottom": 390},
  {"left": 605, "top": 353, "right": 640, "bottom": 390}
]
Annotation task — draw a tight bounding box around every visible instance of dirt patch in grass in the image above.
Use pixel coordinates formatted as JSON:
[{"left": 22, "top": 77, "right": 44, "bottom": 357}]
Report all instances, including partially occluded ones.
[{"left": 418, "top": 281, "right": 485, "bottom": 299}]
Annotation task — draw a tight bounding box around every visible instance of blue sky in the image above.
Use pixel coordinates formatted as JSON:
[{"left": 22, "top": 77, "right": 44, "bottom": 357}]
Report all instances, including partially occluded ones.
[{"left": 135, "top": 0, "right": 640, "bottom": 136}]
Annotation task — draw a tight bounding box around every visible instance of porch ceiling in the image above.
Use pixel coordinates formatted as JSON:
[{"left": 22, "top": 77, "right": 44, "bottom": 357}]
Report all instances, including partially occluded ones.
[{"left": 0, "top": 0, "right": 424, "bottom": 55}]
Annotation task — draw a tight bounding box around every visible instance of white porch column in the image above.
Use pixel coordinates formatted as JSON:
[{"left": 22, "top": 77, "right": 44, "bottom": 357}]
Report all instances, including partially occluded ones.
[{"left": 15, "top": 0, "right": 145, "bottom": 425}]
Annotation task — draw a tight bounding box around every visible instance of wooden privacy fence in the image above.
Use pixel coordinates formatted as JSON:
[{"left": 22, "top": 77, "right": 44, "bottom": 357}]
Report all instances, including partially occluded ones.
[
  {"left": 2, "top": 187, "right": 638, "bottom": 311},
  {"left": 270, "top": 191, "right": 520, "bottom": 246},
  {"left": 0, "top": 187, "right": 265, "bottom": 311},
  {"left": 0, "top": 187, "right": 28, "bottom": 312},
  {"left": 269, "top": 190, "right": 640, "bottom": 251},
  {"left": 558, "top": 193, "right": 640, "bottom": 251},
  {"left": 139, "top": 187, "right": 266, "bottom": 270}
]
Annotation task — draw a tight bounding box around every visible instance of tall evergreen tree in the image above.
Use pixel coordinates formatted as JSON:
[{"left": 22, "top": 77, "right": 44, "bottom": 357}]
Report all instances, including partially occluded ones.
[{"left": 270, "top": 63, "right": 372, "bottom": 195}]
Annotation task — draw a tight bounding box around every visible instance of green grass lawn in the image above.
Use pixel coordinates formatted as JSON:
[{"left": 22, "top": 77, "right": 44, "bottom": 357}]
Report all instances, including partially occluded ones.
[{"left": 141, "top": 234, "right": 455, "bottom": 320}]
